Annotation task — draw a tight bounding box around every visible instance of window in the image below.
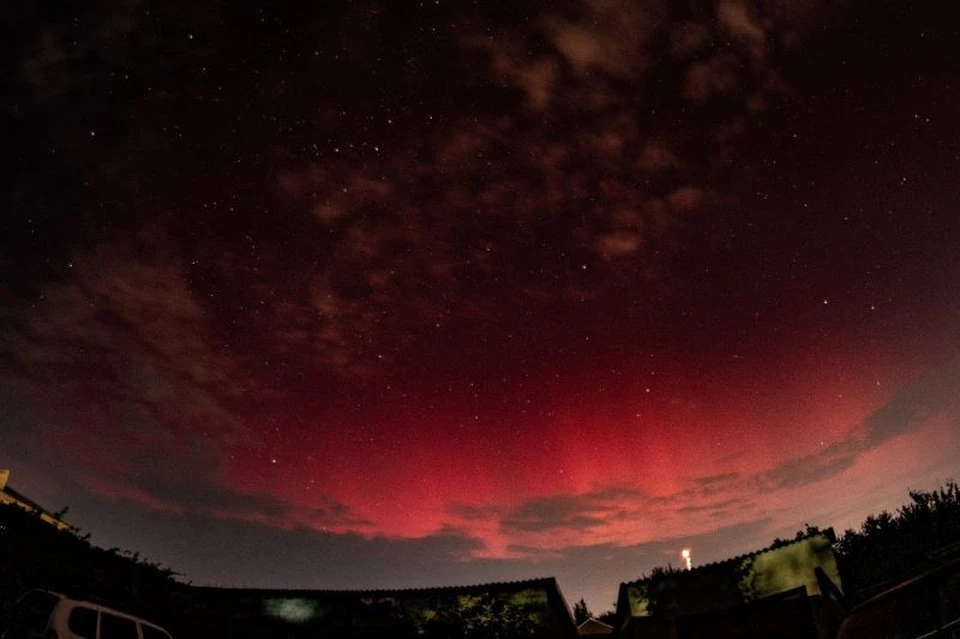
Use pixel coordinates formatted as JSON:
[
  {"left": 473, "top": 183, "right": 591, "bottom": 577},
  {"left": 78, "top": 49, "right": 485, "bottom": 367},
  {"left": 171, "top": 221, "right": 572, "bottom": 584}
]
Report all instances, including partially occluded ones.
[
  {"left": 142, "top": 625, "right": 173, "bottom": 639},
  {"left": 100, "top": 612, "right": 139, "bottom": 639},
  {"left": 68, "top": 606, "right": 98, "bottom": 638}
]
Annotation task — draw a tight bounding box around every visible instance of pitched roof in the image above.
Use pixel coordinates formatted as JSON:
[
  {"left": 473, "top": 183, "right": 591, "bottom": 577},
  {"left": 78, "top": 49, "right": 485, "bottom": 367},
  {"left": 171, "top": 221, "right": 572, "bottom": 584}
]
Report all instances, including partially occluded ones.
[
  {"left": 179, "top": 576, "right": 579, "bottom": 637},
  {"left": 577, "top": 617, "right": 614, "bottom": 635},
  {"left": 191, "top": 577, "right": 557, "bottom": 598},
  {"left": 616, "top": 530, "right": 842, "bottom": 621},
  {"left": 620, "top": 528, "right": 836, "bottom": 588},
  {"left": 0, "top": 471, "right": 76, "bottom": 532},
  {"left": 188, "top": 576, "right": 562, "bottom": 599}
]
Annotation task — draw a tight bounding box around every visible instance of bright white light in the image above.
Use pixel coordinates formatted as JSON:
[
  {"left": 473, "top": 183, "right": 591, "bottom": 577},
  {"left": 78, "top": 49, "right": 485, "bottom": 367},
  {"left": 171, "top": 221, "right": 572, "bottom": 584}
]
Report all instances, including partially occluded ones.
[{"left": 681, "top": 548, "right": 692, "bottom": 570}]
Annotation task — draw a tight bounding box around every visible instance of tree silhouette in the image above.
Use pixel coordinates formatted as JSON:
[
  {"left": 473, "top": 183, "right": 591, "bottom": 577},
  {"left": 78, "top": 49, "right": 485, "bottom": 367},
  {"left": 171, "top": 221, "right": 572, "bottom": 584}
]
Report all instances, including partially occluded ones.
[
  {"left": 766, "top": 481, "right": 960, "bottom": 603},
  {"left": 835, "top": 480, "right": 960, "bottom": 601},
  {"left": 573, "top": 597, "right": 590, "bottom": 624}
]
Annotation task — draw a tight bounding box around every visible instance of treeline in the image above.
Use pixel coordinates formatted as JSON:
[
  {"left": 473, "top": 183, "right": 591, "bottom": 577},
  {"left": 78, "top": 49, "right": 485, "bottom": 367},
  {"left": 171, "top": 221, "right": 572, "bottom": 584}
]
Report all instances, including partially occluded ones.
[
  {"left": 835, "top": 480, "right": 960, "bottom": 601},
  {"left": 582, "top": 480, "right": 960, "bottom": 620},
  {"left": 0, "top": 502, "right": 180, "bottom": 624}
]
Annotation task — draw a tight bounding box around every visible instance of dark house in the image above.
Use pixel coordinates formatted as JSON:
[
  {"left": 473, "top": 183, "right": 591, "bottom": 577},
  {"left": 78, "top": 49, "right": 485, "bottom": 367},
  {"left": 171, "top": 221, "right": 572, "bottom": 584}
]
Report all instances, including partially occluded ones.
[
  {"left": 169, "top": 577, "right": 579, "bottom": 639},
  {"left": 615, "top": 531, "right": 845, "bottom": 639},
  {"left": 0, "top": 469, "right": 76, "bottom": 533}
]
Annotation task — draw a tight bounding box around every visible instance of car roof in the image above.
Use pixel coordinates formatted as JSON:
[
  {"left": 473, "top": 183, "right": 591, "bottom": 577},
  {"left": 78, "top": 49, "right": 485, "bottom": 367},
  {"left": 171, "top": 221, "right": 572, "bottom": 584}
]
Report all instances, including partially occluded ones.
[{"left": 35, "top": 590, "right": 170, "bottom": 633}]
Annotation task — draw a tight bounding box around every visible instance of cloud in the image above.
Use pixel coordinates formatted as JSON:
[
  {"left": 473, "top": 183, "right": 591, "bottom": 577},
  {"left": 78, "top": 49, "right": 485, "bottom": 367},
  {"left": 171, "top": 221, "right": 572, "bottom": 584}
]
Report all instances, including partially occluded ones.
[
  {"left": 0, "top": 227, "right": 245, "bottom": 429},
  {"left": 86, "top": 421, "right": 374, "bottom": 532},
  {"left": 11, "top": 406, "right": 374, "bottom": 533},
  {"left": 268, "top": 109, "right": 711, "bottom": 373},
  {"left": 758, "top": 354, "right": 960, "bottom": 490},
  {"left": 447, "top": 481, "right": 765, "bottom": 557},
  {"left": 863, "top": 354, "right": 960, "bottom": 446},
  {"left": 542, "top": 0, "right": 664, "bottom": 77},
  {"left": 757, "top": 438, "right": 862, "bottom": 491},
  {"left": 670, "top": 21, "right": 712, "bottom": 59},
  {"left": 448, "top": 504, "right": 503, "bottom": 522},
  {"left": 757, "top": 0, "right": 854, "bottom": 49},
  {"left": 470, "top": 357, "right": 960, "bottom": 554},
  {"left": 676, "top": 497, "right": 753, "bottom": 515},
  {"left": 504, "top": 497, "right": 609, "bottom": 533},
  {"left": 0, "top": 226, "right": 375, "bottom": 535},
  {"left": 68, "top": 498, "right": 488, "bottom": 590},
  {"left": 683, "top": 52, "right": 742, "bottom": 102},
  {"left": 596, "top": 230, "right": 645, "bottom": 258},
  {"left": 127, "top": 453, "right": 374, "bottom": 532},
  {"left": 17, "top": 0, "right": 845, "bottom": 387},
  {"left": 716, "top": 0, "right": 767, "bottom": 59},
  {"left": 464, "top": 35, "right": 560, "bottom": 111},
  {"left": 499, "top": 485, "right": 649, "bottom": 535},
  {"left": 691, "top": 472, "right": 743, "bottom": 495},
  {"left": 462, "top": 0, "right": 855, "bottom": 120},
  {"left": 638, "top": 140, "right": 685, "bottom": 172}
]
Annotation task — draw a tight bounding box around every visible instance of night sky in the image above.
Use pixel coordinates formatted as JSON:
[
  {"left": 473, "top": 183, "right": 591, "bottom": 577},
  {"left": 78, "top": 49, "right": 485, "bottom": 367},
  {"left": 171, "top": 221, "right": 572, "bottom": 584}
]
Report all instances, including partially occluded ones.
[{"left": 3, "top": 0, "right": 960, "bottom": 612}]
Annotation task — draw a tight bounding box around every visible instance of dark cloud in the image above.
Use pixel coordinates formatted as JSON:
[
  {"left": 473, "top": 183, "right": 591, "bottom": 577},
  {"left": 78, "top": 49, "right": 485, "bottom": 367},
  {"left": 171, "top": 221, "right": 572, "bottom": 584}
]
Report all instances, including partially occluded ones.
[
  {"left": 2, "top": 0, "right": 869, "bottom": 387},
  {"left": 758, "top": 438, "right": 863, "bottom": 491},
  {"left": 0, "top": 227, "right": 246, "bottom": 425},
  {"left": 131, "top": 467, "right": 374, "bottom": 532},
  {"left": 63, "top": 497, "right": 486, "bottom": 590},
  {"left": 864, "top": 354, "right": 960, "bottom": 446},
  {"left": 683, "top": 52, "right": 742, "bottom": 102},
  {"left": 500, "top": 486, "right": 647, "bottom": 534},
  {"left": 447, "top": 504, "right": 502, "bottom": 522},
  {"left": 758, "top": 354, "right": 960, "bottom": 490},
  {"left": 676, "top": 497, "right": 753, "bottom": 516},
  {"left": 693, "top": 472, "right": 742, "bottom": 489}
]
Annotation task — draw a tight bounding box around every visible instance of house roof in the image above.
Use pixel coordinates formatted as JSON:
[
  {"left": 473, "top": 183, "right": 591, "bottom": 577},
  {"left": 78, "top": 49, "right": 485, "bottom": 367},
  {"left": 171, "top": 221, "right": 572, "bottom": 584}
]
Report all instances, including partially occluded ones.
[
  {"left": 616, "top": 530, "right": 842, "bottom": 621},
  {"left": 620, "top": 528, "right": 836, "bottom": 588},
  {"left": 0, "top": 471, "right": 76, "bottom": 532},
  {"left": 577, "top": 617, "right": 614, "bottom": 635},
  {"left": 188, "top": 576, "right": 564, "bottom": 599},
  {"left": 4, "top": 485, "right": 53, "bottom": 514},
  {"left": 180, "top": 576, "right": 579, "bottom": 637}
]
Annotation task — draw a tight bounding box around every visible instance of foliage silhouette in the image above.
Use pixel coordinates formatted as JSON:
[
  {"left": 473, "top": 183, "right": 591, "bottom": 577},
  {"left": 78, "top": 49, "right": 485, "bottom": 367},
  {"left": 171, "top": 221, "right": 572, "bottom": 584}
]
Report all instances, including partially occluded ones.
[
  {"left": 625, "top": 481, "right": 960, "bottom": 614},
  {"left": 0, "top": 503, "right": 178, "bottom": 628},
  {"left": 835, "top": 480, "right": 960, "bottom": 602},
  {"left": 572, "top": 597, "right": 590, "bottom": 624}
]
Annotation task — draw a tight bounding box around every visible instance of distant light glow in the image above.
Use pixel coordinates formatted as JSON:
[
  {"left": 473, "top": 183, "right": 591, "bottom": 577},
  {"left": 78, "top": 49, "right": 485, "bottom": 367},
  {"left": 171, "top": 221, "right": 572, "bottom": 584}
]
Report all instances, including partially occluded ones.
[
  {"left": 264, "top": 598, "right": 320, "bottom": 623},
  {"left": 681, "top": 548, "right": 692, "bottom": 571}
]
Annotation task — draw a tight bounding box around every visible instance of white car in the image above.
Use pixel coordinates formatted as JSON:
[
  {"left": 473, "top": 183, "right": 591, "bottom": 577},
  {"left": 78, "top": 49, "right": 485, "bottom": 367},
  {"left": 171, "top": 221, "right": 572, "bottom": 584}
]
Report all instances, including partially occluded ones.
[{"left": 6, "top": 590, "right": 172, "bottom": 639}]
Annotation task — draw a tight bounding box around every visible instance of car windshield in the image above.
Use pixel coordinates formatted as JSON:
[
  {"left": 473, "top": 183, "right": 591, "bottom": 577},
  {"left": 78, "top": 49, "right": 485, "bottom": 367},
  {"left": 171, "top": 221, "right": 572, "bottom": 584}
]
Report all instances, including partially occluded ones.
[{"left": 14, "top": 591, "right": 59, "bottom": 634}]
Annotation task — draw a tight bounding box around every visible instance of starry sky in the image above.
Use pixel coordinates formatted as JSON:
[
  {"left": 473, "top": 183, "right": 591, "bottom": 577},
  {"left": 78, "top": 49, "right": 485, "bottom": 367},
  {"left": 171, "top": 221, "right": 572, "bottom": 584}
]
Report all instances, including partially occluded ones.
[{"left": 3, "top": 0, "right": 960, "bottom": 612}]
